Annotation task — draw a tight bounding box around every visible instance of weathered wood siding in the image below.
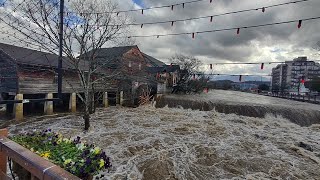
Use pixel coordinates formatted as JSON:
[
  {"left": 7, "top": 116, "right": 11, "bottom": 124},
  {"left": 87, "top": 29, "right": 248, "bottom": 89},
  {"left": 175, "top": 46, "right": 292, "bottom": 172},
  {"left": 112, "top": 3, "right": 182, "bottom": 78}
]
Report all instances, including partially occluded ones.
[
  {"left": 17, "top": 66, "right": 116, "bottom": 94},
  {"left": 118, "top": 47, "right": 150, "bottom": 84},
  {"left": 0, "top": 50, "right": 18, "bottom": 94}
]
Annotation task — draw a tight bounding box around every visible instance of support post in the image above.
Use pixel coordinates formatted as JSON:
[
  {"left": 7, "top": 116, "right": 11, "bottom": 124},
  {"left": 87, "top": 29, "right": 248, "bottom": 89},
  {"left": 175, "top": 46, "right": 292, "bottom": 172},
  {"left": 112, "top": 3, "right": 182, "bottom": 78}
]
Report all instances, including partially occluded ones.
[
  {"left": 14, "top": 94, "right": 23, "bottom": 121},
  {"left": 103, "top": 92, "right": 109, "bottom": 108},
  {"left": 116, "top": 92, "right": 120, "bottom": 105},
  {"left": 44, "top": 93, "right": 53, "bottom": 115},
  {"left": 58, "top": 0, "right": 64, "bottom": 98},
  {"left": 120, "top": 91, "right": 124, "bottom": 106},
  {"left": 6, "top": 103, "right": 13, "bottom": 117},
  {"left": 69, "top": 93, "right": 76, "bottom": 113},
  {"left": 0, "top": 128, "right": 8, "bottom": 176}
]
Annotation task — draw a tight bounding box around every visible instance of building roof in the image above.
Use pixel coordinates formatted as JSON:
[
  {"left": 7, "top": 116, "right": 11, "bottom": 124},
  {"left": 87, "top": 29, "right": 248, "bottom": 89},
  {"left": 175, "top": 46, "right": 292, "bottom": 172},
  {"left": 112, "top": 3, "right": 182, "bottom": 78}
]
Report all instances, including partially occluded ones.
[
  {"left": 87, "top": 45, "right": 138, "bottom": 59},
  {"left": 0, "top": 43, "right": 166, "bottom": 71},
  {"left": 84, "top": 46, "right": 166, "bottom": 66},
  {"left": 0, "top": 43, "right": 74, "bottom": 69},
  {"left": 142, "top": 53, "right": 166, "bottom": 67},
  {"left": 147, "top": 65, "right": 180, "bottom": 73}
]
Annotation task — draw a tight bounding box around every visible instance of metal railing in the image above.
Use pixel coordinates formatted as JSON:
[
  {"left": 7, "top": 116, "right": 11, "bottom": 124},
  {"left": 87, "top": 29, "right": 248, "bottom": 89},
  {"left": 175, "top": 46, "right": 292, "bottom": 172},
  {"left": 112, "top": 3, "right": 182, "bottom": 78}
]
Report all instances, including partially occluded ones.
[
  {"left": 0, "top": 98, "right": 60, "bottom": 105},
  {"left": 262, "top": 93, "right": 320, "bottom": 104}
]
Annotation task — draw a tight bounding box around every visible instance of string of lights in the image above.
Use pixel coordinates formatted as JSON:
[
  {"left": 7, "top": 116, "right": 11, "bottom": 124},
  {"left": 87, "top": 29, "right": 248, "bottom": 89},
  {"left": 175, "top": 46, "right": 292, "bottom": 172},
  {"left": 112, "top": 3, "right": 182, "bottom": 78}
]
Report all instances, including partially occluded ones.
[
  {"left": 0, "top": 0, "right": 89, "bottom": 67},
  {"left": 78, "top": 0, "right": 211, "bottom": 15},
  {"left": 200, "top": 73, "right": 272, "bottom": 76},
  {"left": 0, "top": 0, "right": 319, "bottom": 81},
  {"left": 127, "top": 16, "right": 320, "bottom": 38},
  {"left": 189, "top": 73, "right": 318, "bottom": 83},
  {"left": 0, "top": 0, "right": 60, "bottom": 49},
  {"left": 0, "top": 0, "right": 134, "bottom": 66},
  {"left": 82, "top": 0, "right": 312, "bottom": 27},
  {"left": 206, "top": 61, "right": 285, "bottom": 65},
  {"left": 202, "top": 60, "right": 320, "bottom": 70},
  {"left": 199, "top": 73, "right": 319, "bottom": 77}
]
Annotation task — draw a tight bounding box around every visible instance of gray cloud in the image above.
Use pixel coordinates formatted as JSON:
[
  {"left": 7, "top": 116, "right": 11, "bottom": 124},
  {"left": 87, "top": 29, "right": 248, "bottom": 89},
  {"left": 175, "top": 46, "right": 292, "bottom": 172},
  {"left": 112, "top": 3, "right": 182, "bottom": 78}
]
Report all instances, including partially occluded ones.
[
  {"left": 121, "top": 0, "right": 320, "bottom": 74},
  {"left": 1, "top": 0, "right": 320, "bottom": 75}
]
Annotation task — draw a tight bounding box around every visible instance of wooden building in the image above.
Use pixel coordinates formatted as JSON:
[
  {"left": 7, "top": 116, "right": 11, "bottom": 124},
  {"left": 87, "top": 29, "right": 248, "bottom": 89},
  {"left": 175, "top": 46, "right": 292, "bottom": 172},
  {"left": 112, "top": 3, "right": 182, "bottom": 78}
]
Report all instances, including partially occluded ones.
[
  {"left": 0, "top": 43, "right": 164, "bottom": 120},
  {"left": 0, "top": 43, "right": 94, "bottom": 119},
  {"left": 87, "top": 46, "right": 162, "bottom": 106}
]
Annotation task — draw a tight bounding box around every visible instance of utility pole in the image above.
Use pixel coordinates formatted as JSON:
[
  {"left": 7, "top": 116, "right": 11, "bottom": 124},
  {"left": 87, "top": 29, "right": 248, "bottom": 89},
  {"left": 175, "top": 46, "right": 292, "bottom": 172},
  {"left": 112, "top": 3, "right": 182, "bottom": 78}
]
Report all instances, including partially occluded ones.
[{"left": 58, "top": 0, "right": 64, "bottom": 98}]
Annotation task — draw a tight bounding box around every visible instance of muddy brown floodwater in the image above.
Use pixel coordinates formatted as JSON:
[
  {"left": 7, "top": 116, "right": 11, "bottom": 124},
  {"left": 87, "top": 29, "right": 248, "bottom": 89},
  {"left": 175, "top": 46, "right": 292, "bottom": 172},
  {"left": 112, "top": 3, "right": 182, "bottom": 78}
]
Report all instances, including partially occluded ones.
[
  {"left": 8, "top": 105, "right": 320, "bottom": 180},
  {"left": 156, "top": 90, "right": 320, "bottom": 126}
]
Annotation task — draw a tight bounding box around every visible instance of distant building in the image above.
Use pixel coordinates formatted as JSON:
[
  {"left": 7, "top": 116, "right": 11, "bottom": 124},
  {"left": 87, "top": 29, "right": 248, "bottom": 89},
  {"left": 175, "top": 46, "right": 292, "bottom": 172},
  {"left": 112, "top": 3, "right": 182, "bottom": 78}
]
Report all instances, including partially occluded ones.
[
  {"left": 271, "top": 57, "right": 320, "bottom": 94},
  {"left": 232, "top": 82, "right": 258, "bottom": 91}
]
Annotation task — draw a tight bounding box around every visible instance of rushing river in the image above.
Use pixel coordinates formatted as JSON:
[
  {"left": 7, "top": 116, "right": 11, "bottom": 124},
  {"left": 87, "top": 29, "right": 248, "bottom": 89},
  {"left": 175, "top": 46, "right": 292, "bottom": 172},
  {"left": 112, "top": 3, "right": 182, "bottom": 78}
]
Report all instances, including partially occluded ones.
[
  {"left": 8, "top": 103, "right": 320, "bottom": 179},
  {"left": 156, "top": 90, "right": 320, "bottom": 126}
]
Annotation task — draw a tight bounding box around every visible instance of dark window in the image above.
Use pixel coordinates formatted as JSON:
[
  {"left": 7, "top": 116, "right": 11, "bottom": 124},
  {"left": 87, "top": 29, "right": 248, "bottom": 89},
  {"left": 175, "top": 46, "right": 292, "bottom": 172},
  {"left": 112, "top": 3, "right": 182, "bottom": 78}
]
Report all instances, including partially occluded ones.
[{"left": 53, "top": 75, "right": 58, "bottom": 84}]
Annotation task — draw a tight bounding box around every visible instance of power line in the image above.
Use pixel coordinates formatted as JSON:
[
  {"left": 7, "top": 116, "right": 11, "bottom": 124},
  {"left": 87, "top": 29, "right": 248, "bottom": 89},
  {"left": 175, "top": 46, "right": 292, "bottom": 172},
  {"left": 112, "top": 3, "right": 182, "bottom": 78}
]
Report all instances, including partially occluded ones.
[
  {"left": 127, "top": 16, "right": 320, "bottom": 38},
  {"left": 204, "top": 60, "right": 320, "bottom": 65},
  {"left": 194, "top": 73, "right": 319, "bottom": 78},
  {"left": 208, "top": 62, "right": 284, "bottom": 65},
  {"left": 206, "top": 73, "right": 272, "bottom": 77}
]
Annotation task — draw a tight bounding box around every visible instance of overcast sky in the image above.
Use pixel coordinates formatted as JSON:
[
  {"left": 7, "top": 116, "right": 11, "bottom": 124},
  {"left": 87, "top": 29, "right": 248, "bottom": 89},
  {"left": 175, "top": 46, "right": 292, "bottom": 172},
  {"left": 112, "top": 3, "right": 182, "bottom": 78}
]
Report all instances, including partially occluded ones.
[
  {"left": 115, "top": 0, "right": 320, "bottom": 76},
  {"left": 1, "top": 0, "right": 320, "bottom": 78}
]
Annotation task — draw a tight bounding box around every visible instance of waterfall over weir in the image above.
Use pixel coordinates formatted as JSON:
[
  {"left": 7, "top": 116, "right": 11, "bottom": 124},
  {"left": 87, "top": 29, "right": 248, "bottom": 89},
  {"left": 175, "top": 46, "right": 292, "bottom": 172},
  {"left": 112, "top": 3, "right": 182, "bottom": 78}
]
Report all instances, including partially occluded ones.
[{"left": 155, "top": 90, "right": 320, "bottom": 126}]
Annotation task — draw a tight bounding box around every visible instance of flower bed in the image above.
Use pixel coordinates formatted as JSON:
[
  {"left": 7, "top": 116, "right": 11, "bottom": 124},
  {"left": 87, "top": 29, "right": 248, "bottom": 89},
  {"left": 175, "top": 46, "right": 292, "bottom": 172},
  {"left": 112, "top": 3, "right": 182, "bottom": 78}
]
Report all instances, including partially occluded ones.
[{"left": 10, "top": 129, "right": 111, "bottom": 179}]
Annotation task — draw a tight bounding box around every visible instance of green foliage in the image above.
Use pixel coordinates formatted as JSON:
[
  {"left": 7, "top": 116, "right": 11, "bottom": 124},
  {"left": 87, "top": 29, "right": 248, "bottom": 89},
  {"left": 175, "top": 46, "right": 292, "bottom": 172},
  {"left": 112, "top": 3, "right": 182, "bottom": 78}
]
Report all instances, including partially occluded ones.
[{"left": 11, "top": 130, "right": 111, "bottom": 179}]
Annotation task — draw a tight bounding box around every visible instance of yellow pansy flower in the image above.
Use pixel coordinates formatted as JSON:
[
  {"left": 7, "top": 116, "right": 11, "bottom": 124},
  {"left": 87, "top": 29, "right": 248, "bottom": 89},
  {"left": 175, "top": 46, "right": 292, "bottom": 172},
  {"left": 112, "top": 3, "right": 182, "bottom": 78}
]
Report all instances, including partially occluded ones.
[
  {"left": 93, "top": 147, "right": 101, "bottom": 155},
  {"left": 63, "top": 138, "right": 71, "bottom": 144},
  {"left": 57, "top": 133, "right": 63, "bottom": 138},
  {"left": 99, "top": 159, "right": 105, "bottom": 168},
  {"left": 64, "top": 159, "right": 72, "bottom": 165},
  {"left": 40, "top": 152, "right": 50, "bottom": 159}
]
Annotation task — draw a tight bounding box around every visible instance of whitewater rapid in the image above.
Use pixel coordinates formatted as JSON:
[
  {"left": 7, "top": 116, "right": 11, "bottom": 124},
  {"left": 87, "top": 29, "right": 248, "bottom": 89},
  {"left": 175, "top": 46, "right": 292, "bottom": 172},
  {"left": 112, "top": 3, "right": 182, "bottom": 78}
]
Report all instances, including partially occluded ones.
[
  {"left": 8, "top": 104, "right": 320, "bottom": 179},
  {"left": 156, "top": 90, "right": 320, "bottom": 126}
]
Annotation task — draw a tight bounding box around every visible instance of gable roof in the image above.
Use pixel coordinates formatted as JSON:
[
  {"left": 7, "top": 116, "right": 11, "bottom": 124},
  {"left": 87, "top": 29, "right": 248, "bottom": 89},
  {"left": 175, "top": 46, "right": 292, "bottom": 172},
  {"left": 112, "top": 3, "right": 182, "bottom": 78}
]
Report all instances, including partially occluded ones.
[
  {"left": 0, "top": 43, "right": 74, "bottom": 69},
  {"left": 90, "top": 45, "right": 138, "bottom": 59},
  {"left": 0, "top": 47, "right": 16, "bottom": 66},
  {"left": 142, "top": 53, "right": 166, "bottom": 67},
  {"left": 83, "top": 46, "right": 166, "bottom": 67},
  {"left": 147, "top": 65, "right": 180, "bottom": 74}
]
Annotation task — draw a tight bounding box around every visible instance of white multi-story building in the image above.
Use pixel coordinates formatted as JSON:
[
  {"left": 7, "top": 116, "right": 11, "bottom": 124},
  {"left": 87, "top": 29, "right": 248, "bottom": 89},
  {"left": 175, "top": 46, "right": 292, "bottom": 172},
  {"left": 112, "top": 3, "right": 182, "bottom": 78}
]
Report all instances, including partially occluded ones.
[{"left": 271, "top": 57, "right": 320, "bottom": 93}]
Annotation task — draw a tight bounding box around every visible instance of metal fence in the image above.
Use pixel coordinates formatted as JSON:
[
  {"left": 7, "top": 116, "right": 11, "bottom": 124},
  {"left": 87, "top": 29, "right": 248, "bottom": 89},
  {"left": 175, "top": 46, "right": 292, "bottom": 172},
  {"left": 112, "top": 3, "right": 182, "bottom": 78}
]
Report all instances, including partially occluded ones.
[{"left": 262, "top": 93, "right": 320, "bottom": 104}]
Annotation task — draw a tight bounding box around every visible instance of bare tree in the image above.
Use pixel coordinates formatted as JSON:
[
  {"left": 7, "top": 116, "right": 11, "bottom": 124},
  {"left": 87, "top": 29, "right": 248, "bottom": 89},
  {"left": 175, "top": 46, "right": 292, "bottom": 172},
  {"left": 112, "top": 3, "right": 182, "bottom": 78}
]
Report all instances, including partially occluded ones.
[
  {"left": 1, "top": 0, "right": 131, "bottom": 130},
  {"left": 170, "top": 54, "right": 202, "bottom": 74},
  {"left": 170, "top": 54, "right": 207, "bottom": 94}
]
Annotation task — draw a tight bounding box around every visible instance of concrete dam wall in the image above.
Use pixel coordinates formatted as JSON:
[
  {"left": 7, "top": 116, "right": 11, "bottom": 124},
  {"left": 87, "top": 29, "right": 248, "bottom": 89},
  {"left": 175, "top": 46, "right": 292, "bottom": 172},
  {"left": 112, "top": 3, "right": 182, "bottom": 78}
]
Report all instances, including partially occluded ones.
[{"left": 155, "top": 91, "right": 320, "bottom": 127}]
